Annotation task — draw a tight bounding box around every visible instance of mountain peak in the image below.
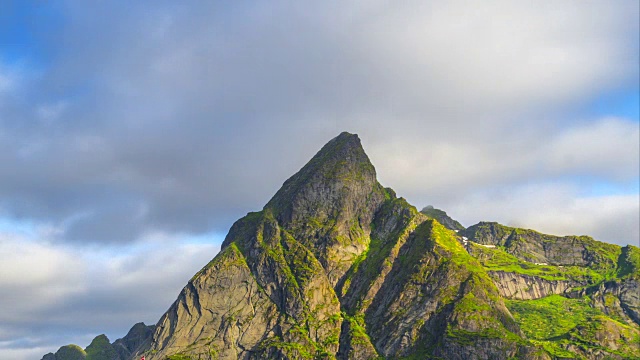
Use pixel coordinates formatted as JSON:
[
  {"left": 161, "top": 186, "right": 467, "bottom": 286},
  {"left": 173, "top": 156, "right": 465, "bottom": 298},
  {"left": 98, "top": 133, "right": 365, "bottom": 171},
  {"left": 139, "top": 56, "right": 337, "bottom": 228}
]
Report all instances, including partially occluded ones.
[
  {"left": 420, "top": 205, "right": 465, "bottom": 231},
  {"left": 259, "top": 132, "right": 387, "bottom": 286},
  {"left": 265, "top": 131, "right": 380, "bottom": 222}
]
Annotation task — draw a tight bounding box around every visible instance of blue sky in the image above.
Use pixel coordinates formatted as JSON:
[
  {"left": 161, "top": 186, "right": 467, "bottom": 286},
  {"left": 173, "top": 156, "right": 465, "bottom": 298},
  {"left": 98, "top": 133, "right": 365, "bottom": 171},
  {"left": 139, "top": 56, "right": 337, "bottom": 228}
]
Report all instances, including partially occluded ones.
[
  {"left": 0, "top": 1, "right": 638, "bottom": 359},
  {"left": 588, "top": 88, "right": 639, "bottom": 120}
]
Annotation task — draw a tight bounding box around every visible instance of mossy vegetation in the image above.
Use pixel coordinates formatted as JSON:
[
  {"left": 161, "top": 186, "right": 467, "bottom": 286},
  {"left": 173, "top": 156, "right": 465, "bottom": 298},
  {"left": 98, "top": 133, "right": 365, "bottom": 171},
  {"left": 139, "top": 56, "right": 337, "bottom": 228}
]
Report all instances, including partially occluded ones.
[
  {"left": 338, "top": 196, "right": 422, "bottom": 314},
  {"left": 406, "top": 221, "right": 526, "bottom": 354},
  {"left": 54, "top": 345, "right": 86, "bottom": 360},
  {"left": 465, "top": 222, "right": 639, "bottom": 358},
  {"left": 356, "top": 216, "right": 525, "bottom": 356},
  {"left": 342, "top": 313, "right": 375, "bottom": 347},
  {"left": 470, "top": 243, "right": 606, "bottom": 283},
  {"left": 506, "top": 295, "right": 640, "bottom": 359},
  {"left": 463, "top": 222, "right": 623, "bottom": 275},
  {"left": 259, "top": 331, "right": 339, "bottom": 360},
  {"left": 190, "top": 241, "right": 249, "bottom": 282},
  {"left": 85, "top": 335, "right": 118, "bottom": 360},
  {"left": 339, "top": 247, "right": 368, "bottom": 297},
  {"left": 166, "top": 354, "right": 194, "bottom": 360},
  {"left": 230, "top": 210, "right": 343, "bottom": 357},
  {"left": 506, "top": 295, "right": 601, "bottom": 340},
  {"left": 617, "top": 244, "right": 640, "bottom": 278}
]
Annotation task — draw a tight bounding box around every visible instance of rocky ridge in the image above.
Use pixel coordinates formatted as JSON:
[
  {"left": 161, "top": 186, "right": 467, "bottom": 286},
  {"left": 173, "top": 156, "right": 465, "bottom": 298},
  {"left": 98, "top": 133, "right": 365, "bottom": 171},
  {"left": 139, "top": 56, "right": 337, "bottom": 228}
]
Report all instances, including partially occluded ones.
[
  {"left": 42, "top": 132, "right": 640, "bottom": 360},
  {"left": 40, "top": 324, "right": 155, "bottom": 360},
  {"left": 420, "top": 206, "right": 465, "bottom": 231}
]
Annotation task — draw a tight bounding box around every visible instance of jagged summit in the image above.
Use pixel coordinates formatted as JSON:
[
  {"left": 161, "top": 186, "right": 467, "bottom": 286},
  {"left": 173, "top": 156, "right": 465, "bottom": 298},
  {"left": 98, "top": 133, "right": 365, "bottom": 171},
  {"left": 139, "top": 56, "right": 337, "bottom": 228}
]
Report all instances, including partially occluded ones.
[
  {"left": 267, "top": 132, "right": 371, "bottom": 205},
  {"left": 265, "top": 131, "right": 382, "bottom": 223},
  {"left": 420, "top": 205, "right": 465, "bottom": 231},
  {"left": 228, "top": 132, "right": 387, "bottom": 287}
]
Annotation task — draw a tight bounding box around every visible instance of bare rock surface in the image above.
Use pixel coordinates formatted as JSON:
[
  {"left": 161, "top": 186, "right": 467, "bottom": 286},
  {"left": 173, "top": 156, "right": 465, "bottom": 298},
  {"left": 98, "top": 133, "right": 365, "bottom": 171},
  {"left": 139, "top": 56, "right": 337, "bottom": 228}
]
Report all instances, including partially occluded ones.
[{"left": 489, "top": 271, "right": 579, "bottom": 300}]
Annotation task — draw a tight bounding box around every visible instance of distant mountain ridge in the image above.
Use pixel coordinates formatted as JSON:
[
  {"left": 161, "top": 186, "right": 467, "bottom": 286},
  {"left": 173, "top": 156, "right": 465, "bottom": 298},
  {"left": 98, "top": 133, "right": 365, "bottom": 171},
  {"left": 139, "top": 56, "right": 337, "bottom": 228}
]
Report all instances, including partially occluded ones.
[
  {"left": 420, "top": 205, "right": 465, "bottom": 232},
  {"left": 43, "top": 132, "right": 640, "bottom": 360},
  {"left": 41, "top": 323, "right": 154, "bottom": 360}
]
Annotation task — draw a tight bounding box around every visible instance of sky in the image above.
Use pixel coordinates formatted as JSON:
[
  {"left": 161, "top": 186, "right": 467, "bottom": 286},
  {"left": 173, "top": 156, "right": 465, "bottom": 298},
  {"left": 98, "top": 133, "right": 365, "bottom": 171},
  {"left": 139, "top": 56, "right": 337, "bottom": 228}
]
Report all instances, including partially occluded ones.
[{"left": 0, "top": 1, "right": 638, "bottom": 359}]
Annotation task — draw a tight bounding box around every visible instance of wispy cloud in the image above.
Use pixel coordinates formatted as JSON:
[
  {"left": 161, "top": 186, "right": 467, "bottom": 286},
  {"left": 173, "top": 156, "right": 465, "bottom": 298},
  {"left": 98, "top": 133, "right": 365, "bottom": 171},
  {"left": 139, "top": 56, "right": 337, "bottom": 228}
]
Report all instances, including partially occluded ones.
[
  {"left": 0, "top": 228, "right": 219, "bottom": 358},
  {"left": 439, "top": 183, "right": 639, "bottom": 246}
]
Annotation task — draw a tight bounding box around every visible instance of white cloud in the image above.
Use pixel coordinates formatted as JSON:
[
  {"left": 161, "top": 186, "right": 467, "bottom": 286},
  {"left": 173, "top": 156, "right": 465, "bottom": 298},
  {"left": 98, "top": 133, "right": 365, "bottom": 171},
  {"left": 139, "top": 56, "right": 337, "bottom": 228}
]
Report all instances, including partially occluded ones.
[
  {"left": 545, "top": 117, "right": 640, "bottom": 179},
  {"left": 0, "top": 233, "right": 84, "bottom": 317},
  {"left": 346, "top": 0, "right": 636, "bottom": 114},
  {"left": 0, "top": 229, "right": 220, "bottom": 359},
  {"left": 0, "top": 346, "right": 54, "bottom": 360},
  {"left": 372, "top": 117, "right": 639, "bottom": 197},
  {"left": 437, "top": 183, "right": 639, "bottom": 246}
]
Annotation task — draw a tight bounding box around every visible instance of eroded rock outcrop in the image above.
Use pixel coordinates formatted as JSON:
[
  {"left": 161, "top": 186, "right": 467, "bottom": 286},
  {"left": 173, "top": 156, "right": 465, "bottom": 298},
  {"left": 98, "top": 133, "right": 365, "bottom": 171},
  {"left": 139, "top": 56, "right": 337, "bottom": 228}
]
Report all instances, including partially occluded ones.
[
  {"left": 488, "top": 271, "right": 579, "bottom": 300},
  {"left": 582, "top": 277, "right": 640, "bottom": 326},
  {"left": 263, "top": 132, "right": 387, "bottom": 289}
]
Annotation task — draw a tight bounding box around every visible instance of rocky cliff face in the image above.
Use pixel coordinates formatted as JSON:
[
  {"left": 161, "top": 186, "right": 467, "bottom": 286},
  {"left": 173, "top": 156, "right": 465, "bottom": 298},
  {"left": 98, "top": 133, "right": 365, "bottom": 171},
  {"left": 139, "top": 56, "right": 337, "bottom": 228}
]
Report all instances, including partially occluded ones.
[
  {"left": 113, "top": 323, "right": 155, "bottom": 360},
  {"left": 461, "top": 222, "right": 620, "bottom": 270},
  {"left": 488, "top": 271, "right": 579, "bottom": 300},
  {"left": 462, "top": 221, "right": 640, "bottom": 358},
  {"left": 262, "top": 133, "right": 387, "bottom": 288},
  {"left": 42, "top": 132, "right": 640, "bottom": 360},
  {"left": 582, "top": 276, "right": 640, "bottom": 326},
  {"left": 150, "top": 242, "right": 283, "bottom": 359}
]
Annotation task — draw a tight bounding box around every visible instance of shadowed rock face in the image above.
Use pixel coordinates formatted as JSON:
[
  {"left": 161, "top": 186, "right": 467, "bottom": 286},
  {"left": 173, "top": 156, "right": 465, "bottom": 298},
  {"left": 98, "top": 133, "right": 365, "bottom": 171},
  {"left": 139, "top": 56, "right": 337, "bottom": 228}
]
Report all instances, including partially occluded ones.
[
  {"left": 113, "top": 323, "right": 155, "bottom": 360},
  {"left": 41, "top": 132, "right": 640, "bottom": 360},
  {"left": 584, "top": 277, "right": 640, "bottom": 326},
  {"left": 261, "top": 132, "right": 387, "bottom": 288}
]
